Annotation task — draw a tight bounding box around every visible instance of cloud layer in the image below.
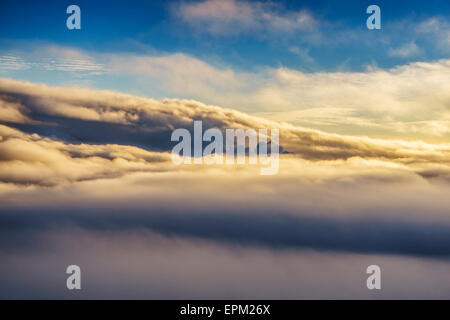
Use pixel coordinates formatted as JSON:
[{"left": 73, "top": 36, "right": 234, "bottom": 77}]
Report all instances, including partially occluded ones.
[
  {"left": 1, "top": 79, "right": 450, "bottom": 298},
  {"left": 3, "top": 45, "right": 450, "bottom": 140}
]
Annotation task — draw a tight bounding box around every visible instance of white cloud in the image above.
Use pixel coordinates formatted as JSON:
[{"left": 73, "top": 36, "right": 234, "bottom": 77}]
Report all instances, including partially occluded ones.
[
  {"left": 106, "top": 51, "right": 450, "bottom": 141},
  {"left": 0, "top": 55, "right": 31, "bottom": 71},
  {"left": 2, "top": 44, "right": 450, "bottom": 140},
  {"left": 109, "top": 52, "right": 244, "bottom": 97},
  {"left": 175, "top": 0, "right": 319, "bottom": 36},
  {"left": 415, "top": 17, "right": 450, "bottom": 53},
  {"left": 2, "top": 78, "right": 450, "bottom": 172},
  {"left": 288, "top": 46, "right": 314, "bottom": 63},
  {"left": 0, "top": 46, "right": 105, "bottom": 74},
  {"left": 388, "top": 42, "right": 422, "bottom": 58}
]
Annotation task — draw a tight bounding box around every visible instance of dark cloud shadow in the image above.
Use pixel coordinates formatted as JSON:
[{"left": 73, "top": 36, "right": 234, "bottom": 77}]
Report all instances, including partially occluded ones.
[{"left": 1, "top": 206, "right": 450, "bottom": 259}]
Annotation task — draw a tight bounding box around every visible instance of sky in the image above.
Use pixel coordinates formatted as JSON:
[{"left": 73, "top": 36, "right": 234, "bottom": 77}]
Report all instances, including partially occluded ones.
[
  {"left": 1, "top": 0, "right": 450, "bottom": 141},
  {"left": 1, "top": 0, "right": 449, "bottom": 71},
  {"left": 1, "top": 0, "right": 450, "bottom": 299}
]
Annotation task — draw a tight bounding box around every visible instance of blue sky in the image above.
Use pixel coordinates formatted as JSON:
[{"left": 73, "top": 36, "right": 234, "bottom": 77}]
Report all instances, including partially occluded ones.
[{"left": 1, "top": 0, "right": 449, "bottom": 71}]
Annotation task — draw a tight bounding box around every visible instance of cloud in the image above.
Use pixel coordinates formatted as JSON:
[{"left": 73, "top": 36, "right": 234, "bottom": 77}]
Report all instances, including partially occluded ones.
[
  {"left": 2, "top": 44, "right": 450, "bottom": 140},
  {"left": 174, "top": 0, "right": 319, "bottom": 37},
  {"left": 0, "top": 124, "right": 170, "bottom": 187},
  {"left": 0, "top": 99, "right": 34, "bottom": 124},
  {"left": 80, "top": 52, "right": 450, "bottom": 141},
  {"left": 2, "top": 78, "right": 450, "bottom": 201},
  {"left": 3, "top": 227, "right": 450, "bottom": 299},
  {"left": 388, "top": 42, "right": 422, "bottom": 58},
  {"left": 252, "top": 60, "right": 450, "bottom": 140},
  {"left": 0, "top": 46, "right": 105, "bottom": 75},
  {"left": 0, "top": 55, "right": 31, "bottom": 71},
  {"left": 4, "top": 200, "right": 450, "bottom": 257},
  {"left": 109, "top": 53, "right": 244, "bottom": 98},
  {"left": 288, "top": 46, "right": 314, "bottom": 63},
  {"left": 1, "top": 79, "right": 450, "bottom": 298},
  {"left": 416, "top": 17, "right": 450, "bottom": 53},
  {"left": 2, "top": 78, "right": 450, "bottom": 164},
  {"left": 106, "top": 53, "right": 450, "bottom": 141},
  {"left": 173, "top": 1, "right": 450, "bottom": 63}
]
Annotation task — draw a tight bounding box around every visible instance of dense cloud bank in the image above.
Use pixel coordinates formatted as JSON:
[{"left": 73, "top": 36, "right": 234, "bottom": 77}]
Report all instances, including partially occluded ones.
[
  {"left": 1, "top": 79, "right": 450, "bottom": 298},
  {"left": 3, "top": 228, "right": 450, "bottom": 299},
  {"left": 2, "top": 206, "right": 450, "bottom": 258},
  {"left": 2, "top": 78, "right": 450, "bottom": 163}
]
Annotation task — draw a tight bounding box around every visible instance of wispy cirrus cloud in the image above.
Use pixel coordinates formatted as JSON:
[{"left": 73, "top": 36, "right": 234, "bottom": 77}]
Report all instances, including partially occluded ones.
[
  {"left": 388, "top": 42, "right": 422, "bottom": 58},
  {"left": 0, "top": 55, "right": 31, "bottom": 71},
  {"left": 173, "top": 0, "right": 319, "bottom": 37},
  {"left": 416, "top": 17, "right": 450, "bottom": 53},
  {"left": 172, "top": 0, "right": 450, "bottom": 62},
  {"left": 0, "top": 46, "right": 105, "bottom": 76}
]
